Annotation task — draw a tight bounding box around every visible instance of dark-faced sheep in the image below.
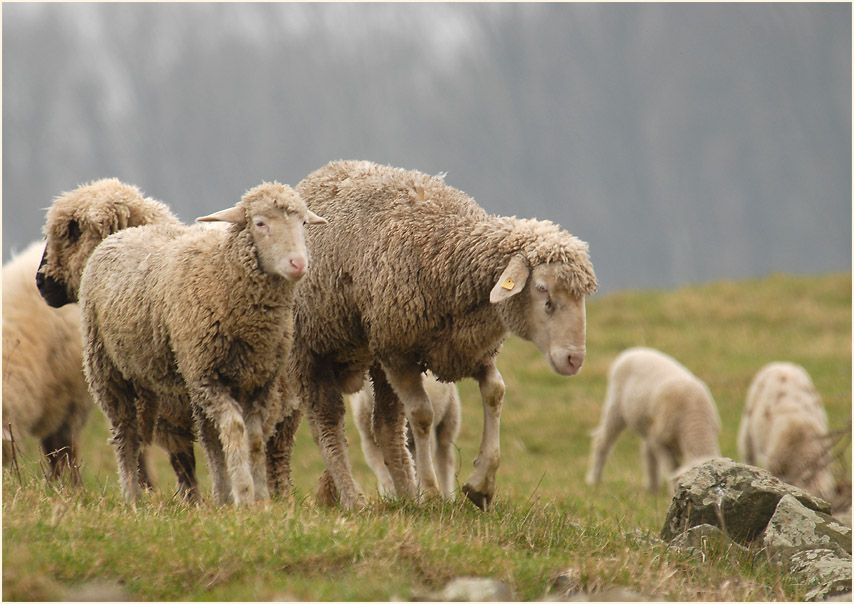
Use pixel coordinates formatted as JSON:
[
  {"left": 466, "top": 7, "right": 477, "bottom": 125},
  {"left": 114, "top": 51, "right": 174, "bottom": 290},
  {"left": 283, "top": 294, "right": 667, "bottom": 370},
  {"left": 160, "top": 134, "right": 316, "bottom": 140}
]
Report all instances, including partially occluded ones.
[
  {"left": 738, "top": 362, "right": 838, "bottom": 504},
  {"left": 585, "top": 347, "right": 721, "bottom": 492},
  {"left": 75, "top": 183, "right": 325, "bottom": 505},
  {"left": 279, "top": 160, "right": 597, "bottom": 510}
]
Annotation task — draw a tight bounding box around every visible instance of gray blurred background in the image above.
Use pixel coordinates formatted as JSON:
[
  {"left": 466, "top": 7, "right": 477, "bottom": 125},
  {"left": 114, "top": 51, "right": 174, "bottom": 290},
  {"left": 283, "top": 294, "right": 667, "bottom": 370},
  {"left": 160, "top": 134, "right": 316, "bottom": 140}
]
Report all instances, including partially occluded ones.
[{"left": 3, "top": 3, "right": 850, "bottom": 294}]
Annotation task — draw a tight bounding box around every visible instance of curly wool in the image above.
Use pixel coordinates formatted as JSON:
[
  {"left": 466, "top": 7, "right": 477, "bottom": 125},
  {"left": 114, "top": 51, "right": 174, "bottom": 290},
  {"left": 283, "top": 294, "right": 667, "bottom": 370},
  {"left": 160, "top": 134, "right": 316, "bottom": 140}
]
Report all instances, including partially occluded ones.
[
  {"left": 40, "top": 178, "right": 181, "bottom": 302},
  {"left": 294, "top": 160, "right": 597, "bottom": 383}
]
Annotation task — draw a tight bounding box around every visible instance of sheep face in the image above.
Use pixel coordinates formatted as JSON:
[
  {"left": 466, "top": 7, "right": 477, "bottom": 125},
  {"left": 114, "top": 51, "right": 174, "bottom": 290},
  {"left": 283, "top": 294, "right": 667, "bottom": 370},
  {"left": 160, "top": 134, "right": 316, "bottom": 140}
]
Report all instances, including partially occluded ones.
[
  {"left": 491, "top": 258, "right": 587, "bottom": 376},
  {"left": 197, "top": 183, "right": 327, "bottom": 282}
]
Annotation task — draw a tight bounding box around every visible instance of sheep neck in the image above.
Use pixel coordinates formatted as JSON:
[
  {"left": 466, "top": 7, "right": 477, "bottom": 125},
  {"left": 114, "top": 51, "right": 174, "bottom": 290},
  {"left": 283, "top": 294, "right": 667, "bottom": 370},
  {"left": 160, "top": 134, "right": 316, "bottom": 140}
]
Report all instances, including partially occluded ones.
[{"left": 218, "top": 227, "right": 296, "bottom": 309}]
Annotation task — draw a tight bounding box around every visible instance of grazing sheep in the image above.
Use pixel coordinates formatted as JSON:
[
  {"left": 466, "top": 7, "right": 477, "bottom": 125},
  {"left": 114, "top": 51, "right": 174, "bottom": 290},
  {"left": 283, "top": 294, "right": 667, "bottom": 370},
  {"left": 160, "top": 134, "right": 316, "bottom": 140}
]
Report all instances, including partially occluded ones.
[
  {"left": 585, "top": 347, "right": 721, "bottom": 492},
  {"left": 76, "top": 182, "right": 326, "bottom": 505},
  {"left": 2, "top": 241, "right": 91, "bottom": 481},
  {"left": 737, "top": 362, "right": 838, "bottom": 504},
  {"left": 281, "top": 160, "right": 597, "bottom": 510},
  {"left": 351, "top": 371, "right": 461, "bottom": 498}
]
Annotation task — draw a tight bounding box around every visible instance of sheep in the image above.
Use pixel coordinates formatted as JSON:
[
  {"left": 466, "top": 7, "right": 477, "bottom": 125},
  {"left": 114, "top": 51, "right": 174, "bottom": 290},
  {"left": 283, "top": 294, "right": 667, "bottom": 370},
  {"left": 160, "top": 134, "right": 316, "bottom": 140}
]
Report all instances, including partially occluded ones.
[
  {"left": 350, "top": 371, "right": 461, "bottom": 499},
  {"left": 585, "top": 347, "right": 721, "bottom": 492},
  {"left": 737, "top": 362, "right": 838, "bottom": 504},
  {"left": 2, "top": 241, "right": 91, "bottom": 481},
  {"left": 35, "top": 179, "right": 193, "bottom": 494},
  {"left": 74, "top": 182, "right": 325, "bottom": 505},
  {"left": 278, "top": 159, "right": 597, "bottom": 510}
]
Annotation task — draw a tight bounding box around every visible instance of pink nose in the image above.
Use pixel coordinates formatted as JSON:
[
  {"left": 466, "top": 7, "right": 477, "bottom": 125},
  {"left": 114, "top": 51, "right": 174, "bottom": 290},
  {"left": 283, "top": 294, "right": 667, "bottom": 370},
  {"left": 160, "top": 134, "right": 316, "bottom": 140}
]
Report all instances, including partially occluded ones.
[{"left": 289, "top": 257, "right": 306, "bottom": 275}]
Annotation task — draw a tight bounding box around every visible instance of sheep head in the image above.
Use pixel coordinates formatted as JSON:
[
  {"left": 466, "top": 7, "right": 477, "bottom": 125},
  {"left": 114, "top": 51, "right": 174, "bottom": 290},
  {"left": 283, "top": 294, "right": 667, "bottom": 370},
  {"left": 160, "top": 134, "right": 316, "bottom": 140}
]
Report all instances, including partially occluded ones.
[
  {"left": 37, "top": 178, "right": 179, "bottom": 307},
  {"left": 197, "top": 182, "right": 326, "bottom": 282}
]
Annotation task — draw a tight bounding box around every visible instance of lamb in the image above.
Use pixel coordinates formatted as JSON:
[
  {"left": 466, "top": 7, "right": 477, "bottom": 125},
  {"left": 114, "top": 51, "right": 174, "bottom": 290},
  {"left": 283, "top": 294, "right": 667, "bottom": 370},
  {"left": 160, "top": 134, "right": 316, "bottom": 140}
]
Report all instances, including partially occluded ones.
[
  {"left": 279, "top": 160, "right": 597, "bottom": 510},
  {"left": 350, "top": 371, "right": 461, "bottom": 499},
  {"left": 74, "top": 182, "right": 325, "bottom": 505},
  {"left": 585, "top": 347, "right": 721, "bottom": 492},
  {"left": 737, "top": 362, "right": 838, "bottom": 504},
  {"left": 2, "top": 241, "right": 91, "bottom": 481}
]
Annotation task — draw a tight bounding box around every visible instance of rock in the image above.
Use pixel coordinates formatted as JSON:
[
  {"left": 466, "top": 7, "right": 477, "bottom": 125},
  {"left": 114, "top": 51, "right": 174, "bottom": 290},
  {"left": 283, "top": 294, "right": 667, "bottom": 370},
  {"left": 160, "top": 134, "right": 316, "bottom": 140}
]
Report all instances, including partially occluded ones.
[
  {"left": 790, "top": 548, "right": 853, "bottom": 601},
  {"left": 661, "top": 458, "right": 831, "bottom": 545},
  {"left": 439, "top": 577, "right": 515, "bottom": 602},
  {"left": 762, "top": 494, "right": 852, "bottom": 559},
  {"left": 668, "top": 523, "right": 752, "bottom": 561}
]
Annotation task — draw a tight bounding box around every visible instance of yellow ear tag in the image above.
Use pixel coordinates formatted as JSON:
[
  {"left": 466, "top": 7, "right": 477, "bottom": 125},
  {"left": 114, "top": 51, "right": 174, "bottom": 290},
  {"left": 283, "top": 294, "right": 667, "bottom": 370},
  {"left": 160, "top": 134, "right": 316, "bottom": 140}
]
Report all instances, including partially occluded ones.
[{"left": 501, "top": 278, "right": 515, "bottom": 291}]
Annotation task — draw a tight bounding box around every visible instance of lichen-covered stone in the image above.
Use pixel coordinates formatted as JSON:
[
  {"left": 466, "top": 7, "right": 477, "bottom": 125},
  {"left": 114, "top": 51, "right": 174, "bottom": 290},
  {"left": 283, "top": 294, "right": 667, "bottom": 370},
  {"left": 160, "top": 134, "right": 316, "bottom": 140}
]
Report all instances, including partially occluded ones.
[
  {"left": 661, "top": 458, "right": 831, "bottom": 544},
  {"left": 788, "top": 548, "right": 853, "bottom": 601},
  {"left": 762, "top": 494, "right": 852, "bottom": 559},
  {"left": 668, "top": 523, "right": 753, "bottom": 561}
]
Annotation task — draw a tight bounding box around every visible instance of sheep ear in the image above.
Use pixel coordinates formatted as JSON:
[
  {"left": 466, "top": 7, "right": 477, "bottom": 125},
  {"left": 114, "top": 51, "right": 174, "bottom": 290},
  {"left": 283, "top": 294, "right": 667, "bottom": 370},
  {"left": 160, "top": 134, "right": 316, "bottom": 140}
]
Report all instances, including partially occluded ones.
[
  {"left": 196, "top": 205, "right": 244, "bottom": 224},
  {"left": 306, "top": 210, "right": 328, "bottom": 225},
  {"left": 489, "top": 255, "right": 529, "bottom": 303}
]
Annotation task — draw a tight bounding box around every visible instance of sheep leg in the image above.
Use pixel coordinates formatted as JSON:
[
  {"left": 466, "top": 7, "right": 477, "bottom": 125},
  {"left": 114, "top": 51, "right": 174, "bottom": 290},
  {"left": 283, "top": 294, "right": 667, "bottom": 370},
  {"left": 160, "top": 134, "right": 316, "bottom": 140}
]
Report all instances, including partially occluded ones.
[
  {"left": 154, "top": 417, "right": 199, "bottom": 503},
  {"left": 461, "top": 362, "right": 504, "bottom": 510},
  {"left": 194, "top": 409, "right": 234, "bottom": 504},
  {"left": 369, "top": 364, "right": 417, "bottom": 498},
  {"left": 266, "top": 407, "right": 301, "bottom": 497},
  {"left": 200, "top": 391, "right": 254, "bottom": 506},
  {"left": 355, "top": 390, "right": 397, "bottom": 497},
  {"left": 302, "top": 376, "right": 367, "bottom": 510},
  {"left": 245, "top": 410, "right": 270, "bottom": 502},
  {"left": 41, "top": 425, "right": 81, "bottom": 485},
  {"left": 641, "top": 439, "right": 660, "bottom": 492},
  {"left": 382, "top": 365, "right": 441, "bottom": 500},
  {"left": 85, "top": 345, "right": 143, "bottom": 503},
  {"left": 434, "top": 411, "right": 459, "bottom": 500},
  {"left": 585, "top": 386, "right": 626, "bottom": 486}
]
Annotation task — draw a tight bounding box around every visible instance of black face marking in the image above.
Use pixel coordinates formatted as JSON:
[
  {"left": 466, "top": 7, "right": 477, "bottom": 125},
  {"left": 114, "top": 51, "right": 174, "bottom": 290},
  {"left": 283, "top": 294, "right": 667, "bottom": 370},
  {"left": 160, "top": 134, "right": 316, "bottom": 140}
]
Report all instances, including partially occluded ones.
[
  {"left": 36, "top": 249, "right": 71, "bottom": 307},
  {"left": 67, "top": 220, "right": 81, "bottom": 242}
]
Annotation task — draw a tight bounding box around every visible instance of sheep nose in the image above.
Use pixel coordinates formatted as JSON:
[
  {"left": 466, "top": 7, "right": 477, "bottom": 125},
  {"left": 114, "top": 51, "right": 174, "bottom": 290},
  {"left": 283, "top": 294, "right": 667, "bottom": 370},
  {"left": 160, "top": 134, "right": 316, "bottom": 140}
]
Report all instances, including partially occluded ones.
[
  {"left": 289, "top": 257, "right": 306, "bottom": 275},
  {"left": 567, "top": 351, "right": 585, "bottom": 375}
]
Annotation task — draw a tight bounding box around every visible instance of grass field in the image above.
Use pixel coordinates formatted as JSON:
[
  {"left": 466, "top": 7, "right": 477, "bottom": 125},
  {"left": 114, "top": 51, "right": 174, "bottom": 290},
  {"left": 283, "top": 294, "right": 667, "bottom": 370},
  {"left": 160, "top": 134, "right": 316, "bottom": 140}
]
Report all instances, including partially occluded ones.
[{"left": 3, "top": 272, "right": 851, "bottom": 601}]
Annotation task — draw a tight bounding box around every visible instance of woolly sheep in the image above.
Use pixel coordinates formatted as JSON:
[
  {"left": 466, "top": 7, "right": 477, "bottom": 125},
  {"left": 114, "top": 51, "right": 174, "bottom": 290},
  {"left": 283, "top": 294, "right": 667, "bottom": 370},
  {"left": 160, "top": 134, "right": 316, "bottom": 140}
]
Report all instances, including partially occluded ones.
[
  {"left": 2, "top": 241, "right": 91, "bottom": 481},
  {"left": 585, "top": 347, "right": 721, "bottom": 492},
  {"left": 36, "top": 179, "right": 194, "bottom": 494},
  {"left": 737, "top": 362, "right": 838, "bottom": 504},
  {"left": 279, "top": 160, "right": 597, "bottom": 510},
  {"left": 76, "top": 182, "right": 326, "bottom": 505},
  {"left": 351, "top": 371, "right": 461, "bottom": 499}
]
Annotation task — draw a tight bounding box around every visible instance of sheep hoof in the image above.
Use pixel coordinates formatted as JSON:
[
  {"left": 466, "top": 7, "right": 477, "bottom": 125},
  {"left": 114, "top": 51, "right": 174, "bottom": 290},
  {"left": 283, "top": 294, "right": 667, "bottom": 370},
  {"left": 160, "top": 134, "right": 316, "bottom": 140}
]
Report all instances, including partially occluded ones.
[{"left": 461, "top": 484, "right": 493, "bottom": 511}]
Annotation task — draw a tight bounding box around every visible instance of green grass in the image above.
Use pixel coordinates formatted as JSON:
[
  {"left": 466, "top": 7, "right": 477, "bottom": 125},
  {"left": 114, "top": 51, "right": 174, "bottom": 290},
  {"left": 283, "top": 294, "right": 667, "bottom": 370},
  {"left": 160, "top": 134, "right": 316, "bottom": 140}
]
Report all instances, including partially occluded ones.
[{"left": 4, "top": 272, "right": 851, "bottom": 600}]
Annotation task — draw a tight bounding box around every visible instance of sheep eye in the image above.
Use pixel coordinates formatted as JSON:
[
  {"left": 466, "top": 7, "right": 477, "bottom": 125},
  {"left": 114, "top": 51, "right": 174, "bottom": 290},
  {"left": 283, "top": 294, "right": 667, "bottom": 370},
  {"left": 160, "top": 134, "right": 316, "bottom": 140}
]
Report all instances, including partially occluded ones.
[
  {"left": 535, "top": 283, "right": 548, "bottom": 293},
  {"left": 255, "top": 219, "right": 267, "bottom": 229}
]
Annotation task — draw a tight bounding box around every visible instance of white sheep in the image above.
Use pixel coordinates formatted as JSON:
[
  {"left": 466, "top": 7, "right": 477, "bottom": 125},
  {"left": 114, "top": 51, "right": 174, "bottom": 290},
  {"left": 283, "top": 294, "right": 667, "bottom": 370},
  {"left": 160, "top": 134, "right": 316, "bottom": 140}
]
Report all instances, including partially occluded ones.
[
  {"left": 585, "top": 347, "right": 721, "bottom": 492},
  {"left": 737, "top": 362, "right": 838, "bottom": 504},
  {"left": 280, "top": 160, "right": 597, "bottom": 510},
  {"left": 2, "top": 241, "right": 91, "bottom": 481},
  {"left": 350, "top": 371, "right": 461, "bottom": 499},
  {"left": 76, "top": 182, "right": 325, "bottom": 505}
]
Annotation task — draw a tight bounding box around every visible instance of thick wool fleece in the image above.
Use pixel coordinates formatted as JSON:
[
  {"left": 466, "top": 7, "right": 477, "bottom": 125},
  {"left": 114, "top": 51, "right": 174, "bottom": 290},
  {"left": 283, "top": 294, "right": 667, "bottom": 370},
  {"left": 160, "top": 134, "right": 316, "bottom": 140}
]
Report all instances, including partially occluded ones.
[
  {"left": 79, "top": 183, "right": 305, "bottom": 503},
  {"left": 2, "top": 241, "right": 90, "bottom": 476},
  {"left": 40, "top": 178, "right": 181, "bottom": 303},
  {"left": 293, "top": 160, "right": 598, "bottom": 383}
]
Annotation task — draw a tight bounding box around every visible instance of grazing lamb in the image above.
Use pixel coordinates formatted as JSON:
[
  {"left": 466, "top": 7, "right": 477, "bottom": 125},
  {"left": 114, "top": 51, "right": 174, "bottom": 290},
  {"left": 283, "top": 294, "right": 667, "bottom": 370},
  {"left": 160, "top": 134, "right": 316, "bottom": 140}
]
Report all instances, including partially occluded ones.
[
  {"left": 76, "top": 182, "right": 325, "bottom": 505},
  {"left": 585, "top": 347, "right": 721, "bottom": 492},
  {"left": 278, "top": 160, "right": 597, "bottom": 510},
  {"left": 737, "top": 362, "right": 838, "bottom": 504},
  {"left": 2, "top": 241, "right": 91, "bottom": 481},
  {"left": 351, "top": 371, "right": 461, "bottom": 498}
]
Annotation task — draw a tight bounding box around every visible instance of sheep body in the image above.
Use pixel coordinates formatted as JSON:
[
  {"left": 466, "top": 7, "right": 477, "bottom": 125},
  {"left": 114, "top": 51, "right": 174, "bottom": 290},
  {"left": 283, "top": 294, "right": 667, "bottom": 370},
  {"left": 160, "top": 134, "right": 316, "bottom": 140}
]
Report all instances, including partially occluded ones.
[
  {"left": 351, "top": 372, "right": 461, "bottom": 498},
  {"left": 78, "top": 182, "right": 321, "bottom": 504},
  {"left": 2, "top": 242, "right": 90, "bottom": 479},
  {"left": 737, "top": 362, "right": 837, "bottom": 503},
  {"left": 585, "top": 347, "right": 721, "bottom": 492},
  {"left": 285, "top": 160, "right": 597, "bottom": 509}
]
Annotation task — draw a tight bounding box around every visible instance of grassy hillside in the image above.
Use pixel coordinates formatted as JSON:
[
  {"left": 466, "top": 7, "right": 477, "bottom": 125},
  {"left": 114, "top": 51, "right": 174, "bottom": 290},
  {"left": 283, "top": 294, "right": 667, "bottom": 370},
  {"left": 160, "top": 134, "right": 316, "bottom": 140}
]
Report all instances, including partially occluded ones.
[{"left": 3, "top": 272, "right": 851, "bottom": 600}]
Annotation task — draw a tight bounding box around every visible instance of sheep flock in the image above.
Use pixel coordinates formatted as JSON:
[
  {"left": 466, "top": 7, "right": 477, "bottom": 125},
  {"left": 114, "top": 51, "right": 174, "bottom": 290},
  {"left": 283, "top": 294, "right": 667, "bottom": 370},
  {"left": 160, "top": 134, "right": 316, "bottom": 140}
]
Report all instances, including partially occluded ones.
[{"left": 3, "top": 160, "right": 848, "bottom": 521}]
